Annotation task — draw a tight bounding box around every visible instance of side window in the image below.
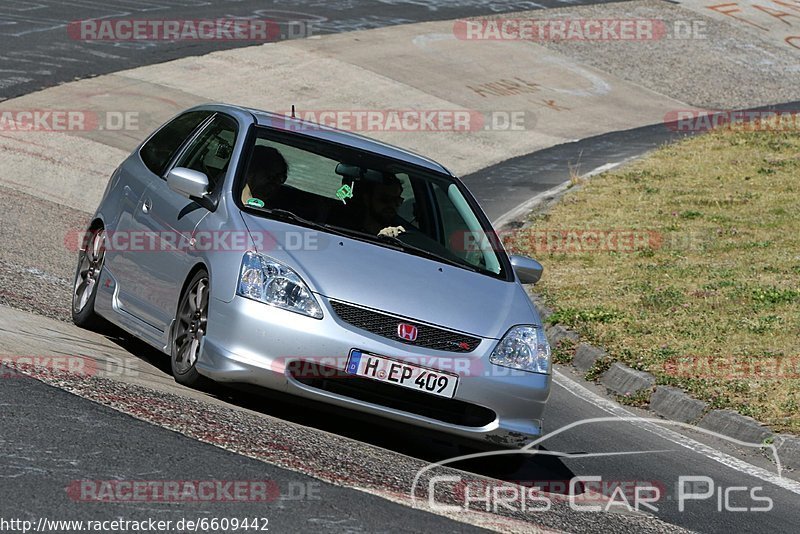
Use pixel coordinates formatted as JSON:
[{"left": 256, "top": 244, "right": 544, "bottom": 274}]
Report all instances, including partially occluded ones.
[
  {"left": 174, "top": 115, "right": 238, "bottom": 189},
  {"left": 139, "top": 111, "right": 212, "bottom": 177},
  {"left": 431, "top": 182, "right": 500, "bottom": 273},
  {"left": 432, "top": 182, "right": 474, "bottom": 259}
]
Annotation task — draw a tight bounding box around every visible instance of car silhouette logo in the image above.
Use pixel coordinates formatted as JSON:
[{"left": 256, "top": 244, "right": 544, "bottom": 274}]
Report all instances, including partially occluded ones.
[{"left": 397, "top": 323, "right": 418, "bottom": 341}]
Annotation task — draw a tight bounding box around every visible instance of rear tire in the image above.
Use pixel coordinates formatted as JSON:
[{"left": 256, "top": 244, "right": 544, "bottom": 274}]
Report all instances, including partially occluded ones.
[
  {"left": 71, "top": 227, "right": 106, "bottom": 330},
  {"left": 170, "top": 270, "right": 212, "bottom": 388}
]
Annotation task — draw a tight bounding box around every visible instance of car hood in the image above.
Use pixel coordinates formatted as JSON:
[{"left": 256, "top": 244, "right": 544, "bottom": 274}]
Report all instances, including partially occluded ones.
[{"left": 241, "top": 213, "right": 539, "bottom": 339}]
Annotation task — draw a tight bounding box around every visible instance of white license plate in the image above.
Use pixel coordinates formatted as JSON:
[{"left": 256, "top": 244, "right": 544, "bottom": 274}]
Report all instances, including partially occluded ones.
[{"left": 345, "top": 350, "right": 459, "bottom": 399}]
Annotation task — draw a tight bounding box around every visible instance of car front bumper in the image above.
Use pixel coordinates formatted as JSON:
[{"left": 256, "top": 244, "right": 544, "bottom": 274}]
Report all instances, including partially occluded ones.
[{"left": 197, "top": 294, "right": 551, "bottom": 448}]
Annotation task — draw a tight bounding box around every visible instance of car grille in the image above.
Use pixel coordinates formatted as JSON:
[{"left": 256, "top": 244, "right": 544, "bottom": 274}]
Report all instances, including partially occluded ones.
[
  {"left": 289, "top": 362, "right": 496, "bottom": 427},
  {"left": 329, "top": 300, "right": 481, "bottom": 353}
]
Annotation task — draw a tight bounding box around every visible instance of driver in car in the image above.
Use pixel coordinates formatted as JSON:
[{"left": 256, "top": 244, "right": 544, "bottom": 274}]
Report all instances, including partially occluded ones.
[{"left": 358, "top": 173, "right": 408, "bottom": 237}]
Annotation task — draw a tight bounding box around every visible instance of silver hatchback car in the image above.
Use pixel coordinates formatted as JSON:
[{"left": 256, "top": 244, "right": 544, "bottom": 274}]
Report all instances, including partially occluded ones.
[{"left": 72, "top": 104, "right": 551, "bottom": 449}]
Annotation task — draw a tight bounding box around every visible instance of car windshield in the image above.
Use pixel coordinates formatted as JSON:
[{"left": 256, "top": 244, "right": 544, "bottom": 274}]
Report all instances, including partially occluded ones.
[{"left": 237, "top": 127, "right": 508, "bottom": 279}]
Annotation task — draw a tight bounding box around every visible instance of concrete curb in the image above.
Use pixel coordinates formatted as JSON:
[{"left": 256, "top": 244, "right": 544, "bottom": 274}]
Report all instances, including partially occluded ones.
[
  {"left": 545, "top": 324, "right": 578, "bottom": 346},
  {"left": 649, "top": 386, "right": 707, "bottom": 424},
  {"left": 573, "top": 343, "right": 607, "bottom": 374},
  {"left": 530, "top": 299, "right": 799, "bottom": 470},
  {"left": 600, "top": 362, "right": 655, "bottom": 397},
  {"left": 774, "top": 435, "right": 800, "bottom": 472},
  {"left": 698, "top": 410, "right": 773, "bottom": 445}
]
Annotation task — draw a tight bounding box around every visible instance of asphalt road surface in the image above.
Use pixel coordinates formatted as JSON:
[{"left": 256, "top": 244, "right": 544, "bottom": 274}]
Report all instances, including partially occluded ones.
[
  {"left": 0, "top": 0, "right": 629, "bottom": 101},
  {"left": 0, "top": 375, "right": 490, "bottom": 533}
]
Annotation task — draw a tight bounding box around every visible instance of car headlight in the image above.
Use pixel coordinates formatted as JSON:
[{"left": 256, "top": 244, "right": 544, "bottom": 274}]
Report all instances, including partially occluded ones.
[
  {"left": 490, "top": 325, "right": 551, "bottom": 374},
  {"left": 237, "top": 251, "right": 323, "bottom": 319}
]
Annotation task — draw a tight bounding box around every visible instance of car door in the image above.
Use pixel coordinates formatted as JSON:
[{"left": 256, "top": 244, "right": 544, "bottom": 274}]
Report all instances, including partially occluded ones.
[
  {"left": 135, "top": 113, "right": 239, "bottom": 333},
  {"left": 107, "top": 110, "right": 213, "bottom": 325}
]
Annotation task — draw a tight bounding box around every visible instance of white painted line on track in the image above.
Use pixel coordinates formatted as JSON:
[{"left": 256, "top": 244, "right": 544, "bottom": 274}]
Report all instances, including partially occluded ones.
[
  {"left": 553, "top": 370, "right": 800, "bottom": 496},
  {"left": 492, "top": 181, "right": 571, "bottom": 230}
]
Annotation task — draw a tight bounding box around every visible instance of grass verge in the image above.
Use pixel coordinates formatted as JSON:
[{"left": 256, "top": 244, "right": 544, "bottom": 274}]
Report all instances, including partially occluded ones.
[{"left": 507, "top": 122, "right": 800, "bottom": 433}]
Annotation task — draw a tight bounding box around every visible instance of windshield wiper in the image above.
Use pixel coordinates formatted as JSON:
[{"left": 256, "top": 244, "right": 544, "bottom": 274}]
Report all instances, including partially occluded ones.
[
  {"left": 324, "top": 224, "right": 480, "bottom": 272},
  {"left": 259, "top": 208, "right": 351, "bottom": 238},
  {"left": 375, "top": 233, "right": 480, "bottom": 273},
  {"left": 317, "top": 224, "right": 406, "bottom": 251},
  {"left": 261, "top": 208, "right": 315, "bottom": 226}
]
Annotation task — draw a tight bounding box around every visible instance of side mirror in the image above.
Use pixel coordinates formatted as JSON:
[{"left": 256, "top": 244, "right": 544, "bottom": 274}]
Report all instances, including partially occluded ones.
[
  {"left": 166, "top": 167, "right": 210, "bottom": 200},
  {"left": 510, "top": 254, "right": 543, "bottom": 284}
]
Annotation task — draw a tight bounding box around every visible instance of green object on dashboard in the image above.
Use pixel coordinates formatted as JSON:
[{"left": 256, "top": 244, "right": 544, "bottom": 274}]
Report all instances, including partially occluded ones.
[{"left": 336, "top": 183, "right": 354, "bottom": 204}]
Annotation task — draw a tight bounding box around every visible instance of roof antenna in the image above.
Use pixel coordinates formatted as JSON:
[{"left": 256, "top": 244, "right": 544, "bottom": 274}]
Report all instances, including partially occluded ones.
[{"left": 291, "top": 105, "right": 296, "bottom": 119}]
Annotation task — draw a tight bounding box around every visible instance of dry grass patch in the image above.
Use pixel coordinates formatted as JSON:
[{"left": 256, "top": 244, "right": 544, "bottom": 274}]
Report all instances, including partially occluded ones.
[{"left": 507, "top": 123, "right": 800, "bottom": 433}]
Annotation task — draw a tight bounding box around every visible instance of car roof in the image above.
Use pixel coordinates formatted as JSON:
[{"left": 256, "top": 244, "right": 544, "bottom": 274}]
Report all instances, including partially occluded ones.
[{"left": 223, "top": 105, "right": 453, "bottom": 175}]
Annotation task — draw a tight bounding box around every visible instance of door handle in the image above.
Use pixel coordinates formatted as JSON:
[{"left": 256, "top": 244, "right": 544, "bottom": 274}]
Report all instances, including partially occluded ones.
[{"left": 142, "top": 198, "right": 152, "bottom": 214}]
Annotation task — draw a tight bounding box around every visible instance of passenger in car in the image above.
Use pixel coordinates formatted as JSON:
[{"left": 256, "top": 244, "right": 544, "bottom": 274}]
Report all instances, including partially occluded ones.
[{"left": 241, "top": 146, "right": 288, "bottom": 207}]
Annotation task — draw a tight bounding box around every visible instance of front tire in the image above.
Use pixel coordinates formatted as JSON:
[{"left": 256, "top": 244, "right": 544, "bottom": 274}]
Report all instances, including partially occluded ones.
[
  {"left": 72, "top": 227, "right": 106, "bottom": 329},
  {"left": 171, "top": 270, "right": 212, "bottom": 388}
]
